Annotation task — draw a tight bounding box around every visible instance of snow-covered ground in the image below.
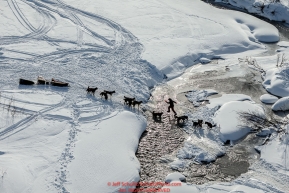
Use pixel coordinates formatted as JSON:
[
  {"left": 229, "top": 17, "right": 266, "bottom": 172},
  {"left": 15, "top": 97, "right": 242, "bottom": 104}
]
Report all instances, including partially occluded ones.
[
  {"left": 0, "top": 0, "right": 289, "bottom": 192},
  {"left": 214, "top": 0, "right": 289, "bottom": 24}
]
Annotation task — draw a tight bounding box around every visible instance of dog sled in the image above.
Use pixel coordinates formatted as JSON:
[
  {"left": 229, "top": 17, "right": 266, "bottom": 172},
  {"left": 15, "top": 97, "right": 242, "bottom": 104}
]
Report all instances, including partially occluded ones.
[
  {"left": 37, "top": 76, "right": 48, "bottom": 85},
  {"left": 19, "top": 78, "right": 34, "bottom": 85},
  {"left": 51, "top": 78, "right": 69, "bottom": 87}
]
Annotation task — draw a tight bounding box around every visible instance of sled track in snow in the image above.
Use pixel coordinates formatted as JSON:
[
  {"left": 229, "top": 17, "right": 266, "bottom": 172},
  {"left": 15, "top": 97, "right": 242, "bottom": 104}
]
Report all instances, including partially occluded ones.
[{"left": 0, "top": 1, "right": 163, "bottom": 192}]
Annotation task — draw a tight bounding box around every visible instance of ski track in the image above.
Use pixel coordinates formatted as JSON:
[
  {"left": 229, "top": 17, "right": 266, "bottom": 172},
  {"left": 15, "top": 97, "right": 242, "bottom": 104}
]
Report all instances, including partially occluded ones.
[{"left": 0, "top": 0, "right": 162, "bottom": 192}]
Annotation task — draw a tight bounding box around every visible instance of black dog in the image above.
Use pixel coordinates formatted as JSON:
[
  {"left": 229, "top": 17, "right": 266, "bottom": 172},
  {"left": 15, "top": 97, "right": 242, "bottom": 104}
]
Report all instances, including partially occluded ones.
[
  {"left": 124, "top": 96, "right": 135, "bottom": 106},
  {"left": 175, "top": 115, "right": 188, "bottom": 125},
  {"left": 132, "top": 100, "right": 142, "bottom": 109},
  {"left": 152, "top": 111, "right": 163, "bottom": 120},
  {"left": 205, "top": 121, "right": 215, "bottom": 129},
  {"left": 198, "top": 119, "right": 203, "bottom": 127},
  {"left": 104, "top": 90, "right": 115, "bottom": 97},
  {"left": 86, "top": 86, "right": 98, "bottom": 95},
  {"left": 100, "top": 91, "right": 108, "bottom": 100},
  {"left": 192, "top": 121, "right": 199, "bottom": 127}
]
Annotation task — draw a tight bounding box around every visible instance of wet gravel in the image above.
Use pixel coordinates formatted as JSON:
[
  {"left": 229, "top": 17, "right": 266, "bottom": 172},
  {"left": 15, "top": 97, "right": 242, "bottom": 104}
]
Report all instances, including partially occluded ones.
[{"left": 135, "top": 106, "right": 186, "bottom": 189}]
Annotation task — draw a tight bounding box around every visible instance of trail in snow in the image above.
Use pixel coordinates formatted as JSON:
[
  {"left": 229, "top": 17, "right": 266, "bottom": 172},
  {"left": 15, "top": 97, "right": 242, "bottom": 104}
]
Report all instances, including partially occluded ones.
[{"left": 0, "top": 0, "right": 162, "bottom": 192}]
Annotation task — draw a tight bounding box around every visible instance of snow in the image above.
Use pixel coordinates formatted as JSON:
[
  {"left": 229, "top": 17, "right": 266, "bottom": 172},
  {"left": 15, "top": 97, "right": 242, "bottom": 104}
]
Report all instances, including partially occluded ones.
[
  {"left": 0, "top": 114, "right": 70, "bottom": 193},
  {"left": 260, "top": 93, "right": 279, "bottom": 104},
  {"left": 207, "top": 94, "right": 252, "bottom": 108},
  {"left": 272, "top": 96, "right": 289, "bottom": 111},
  {"left": 215, "top": 0, "right": 289, "bottom": 24},
  {"left": 186, "top": 89, "right": 218, "bottom": 107},
  {"left": 0, "top": 0, "right": 288, "bottom": 192},
  {"left": 262, "top": 67, "right": 289, "bottom": 97},
  {"left": 255, "top": 124, "right": 289, "bottom": 176},
  {"left": 165, "top": 172, "right": 186, "bottom": 183},
  {"left": 213, "top": 101, "right": 265, "bottom": 142},
  {"left": 15, "top": 0, "right": 279, "bottom": 79},
  {"left": 177, "top": 138, "right": 225, "bottom": 163},
  {"left": 278, "top": 41, "right": 289, "bottom": 48},
  {"left": 205, "top": 184, "right": 265, "bottom": 193},
  {"left": 173, "top": 106, "right": 225, "bottom": 165},
  {"left": 199, "top": 57, "right": 211, "bottom": 64},
  {"left": 65, "top": 111, "right": 146, "bottom": 193},
  {"left": 256, "top": 127, "right": 274, "bottom": 137}
]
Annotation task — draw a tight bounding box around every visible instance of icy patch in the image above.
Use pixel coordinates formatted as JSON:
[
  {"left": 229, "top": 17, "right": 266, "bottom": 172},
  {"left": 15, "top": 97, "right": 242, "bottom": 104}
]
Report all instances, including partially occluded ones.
[
  {"left": 207, "top": 94, "right": 252, "bottom": 108},
  {"left": 272, "top": 96, "right": 289, "bottom": 111},
  {"left": 186, "top": 89, "right": 218, "bottom": 107},
  {"left": 260, "top": 94, "right": 279, "bottom": 104},
  {"left": 214, "top": 101, "right": 265, "bottom": 142}
]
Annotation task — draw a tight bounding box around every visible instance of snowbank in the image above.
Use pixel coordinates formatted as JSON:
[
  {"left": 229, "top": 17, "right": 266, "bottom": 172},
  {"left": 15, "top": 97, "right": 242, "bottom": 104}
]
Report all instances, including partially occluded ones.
[
  {"left": 213, "top": 101, "right": 265, "bottom": 142},
  {"left": 199, "top": 58, "right": 211, "bottom": 64},
  {"left": 260, "top": 93, "right": 279, "bottom": 104},
  {"left": 65, "top": 111, "right": 146, "bottom": 193},
  {"left": 215, "top": 0, "right": 289, "bottom": 24},
  {"left": 272, "top": 96, "right": 289, "bottom": 111},
  {"left": 207, "top": 94, "right": 252, "bottom": 108},
  {"left": 255, "top": 124, "right": 289, "bottom": 175},
  {"left": 262, "top": 67, "right": 289, "bottom": 97},
  {"left": 165, "top": 172, "right": 186, "bottom": 183}
]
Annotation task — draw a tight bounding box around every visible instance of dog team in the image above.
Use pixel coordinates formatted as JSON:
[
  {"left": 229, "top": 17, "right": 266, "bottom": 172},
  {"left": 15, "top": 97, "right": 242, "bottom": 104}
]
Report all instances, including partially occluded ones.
[
  {"left": 87, "top": 87, "right": 215, "bottom": 128},
  {"left": 152, "top": 98, "right": 215, "bottom": 129},
  {"left": 86, "top": 86, "right": 142, "bottom": 110}
]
